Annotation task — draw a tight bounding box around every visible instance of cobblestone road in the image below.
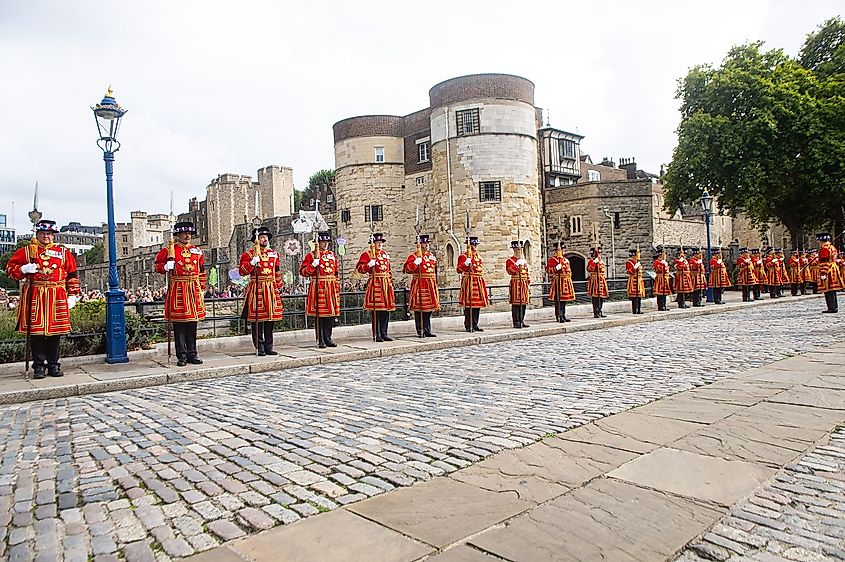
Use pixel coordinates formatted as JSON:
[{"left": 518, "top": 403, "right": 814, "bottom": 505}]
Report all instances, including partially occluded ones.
[
  {"left": 676, "top": 425, "right": 845, "bottom": 562},
  {"left": 1, "top": 299, "right": 843, "bottom": 561}
]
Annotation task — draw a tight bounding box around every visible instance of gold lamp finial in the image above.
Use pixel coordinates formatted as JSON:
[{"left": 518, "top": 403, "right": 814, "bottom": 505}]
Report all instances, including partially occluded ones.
[{"left": 106, "top": 85, "right": 114, "bottom": 97}]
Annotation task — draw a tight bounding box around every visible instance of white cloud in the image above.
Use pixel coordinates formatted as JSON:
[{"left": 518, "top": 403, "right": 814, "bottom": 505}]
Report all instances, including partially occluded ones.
[{"left": 0, "top": 0, "right": 840, "bottom": 234}]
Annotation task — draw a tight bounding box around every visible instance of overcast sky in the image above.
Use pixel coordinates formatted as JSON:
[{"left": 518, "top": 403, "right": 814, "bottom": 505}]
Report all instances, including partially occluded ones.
[{"left": 0, "top": 0, "right": 840, "bottom": 234}]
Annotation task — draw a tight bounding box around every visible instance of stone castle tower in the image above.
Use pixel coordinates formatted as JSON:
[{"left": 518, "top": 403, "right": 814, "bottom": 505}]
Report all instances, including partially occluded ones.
[
  {"left": 333, "top": 74, "right": 542, "bottom": 287},
  {"left": 206, "top": 165, "right": 294, "bottom": 250}
]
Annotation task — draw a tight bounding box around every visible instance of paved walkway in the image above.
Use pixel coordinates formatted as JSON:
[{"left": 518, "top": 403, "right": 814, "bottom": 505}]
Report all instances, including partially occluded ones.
[
  {"left": 0, "top": 292, "right": 816, "bottom": 404},
  {"left": 188, "top": 334, "right": 845, "bottom": 562},
  {"left": 0, "top": 294, "right": 842, "bottom": 561}
]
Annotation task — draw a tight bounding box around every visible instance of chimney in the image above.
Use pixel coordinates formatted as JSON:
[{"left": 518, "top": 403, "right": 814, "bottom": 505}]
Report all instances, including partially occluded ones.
[
  {"left": 600, "top": 156, "right": 616, "bottom": 167},
  {"left": 619, "top": 157, "right": 637, "bottom": 179}
]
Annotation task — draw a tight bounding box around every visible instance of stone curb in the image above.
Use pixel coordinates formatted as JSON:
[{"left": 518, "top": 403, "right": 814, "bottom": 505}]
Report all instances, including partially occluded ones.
[{"left": 0, "top": 295, "right": 822, "bottom": 405}]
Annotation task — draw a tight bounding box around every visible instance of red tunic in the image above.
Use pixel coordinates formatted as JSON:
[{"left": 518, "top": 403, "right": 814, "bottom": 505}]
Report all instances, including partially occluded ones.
[
  {"left": 456, "top": 251, "right": 489, "bottom": 308},
  {"left": 6, "top": 242, "right": 81, "bottom": 335},
  {"left": 752, "top": 256, "right": 768, "bottom": 284},
  {"left": 736, "top": 256, "right": 757, "bottom": 286},
  {"left": 689, "top": 256, "right": 708, "bottom": 290},
  {"left": 807, "top": 254, "right": 819, "bottom": 283},
  {"left": 787, "top": 255, "right": 802, "bottom": 284},
  {"left": 765, "top": 255, "right": 782, "bottom": 286},
  {"left": 709, "top": 256, "right": 732, "bottom": 288},
  {"left": 586, "top": 256, "right": 609, "bottom": 298},
  {"left": 299, "top": 250, "right": 340, "bottom": 316},
  {"left": 545, "top": 255, "right": 575, "bottom": 302},
  {"left": 505, "top": 256, "right": 530, "bottom": 305},
  {"left": 625, "top": 258, "right": 646, "bottom": 298},
  {"left": 356, "top": 249, "right": 396, "bottom": 311},
  {"left": 673, "top": 257, "right": 694, "bottom": 293},
  {"left": 403, "top": 251, "right": 440, "bottom": 312},
  {"left": 155, "top": 243, "right": 207, "bottom": 322},
  {"left": 652, "top": 258, "right": 673, "bottom": 295},
  {"left": 778, "top": 256, "right": 790, "bottom": 286},
  {"left": 239, "top": 247, "right": 283, "bottom": 322},
  {"left": 818, "top": 243, "right": 844, "bottom": 292}
]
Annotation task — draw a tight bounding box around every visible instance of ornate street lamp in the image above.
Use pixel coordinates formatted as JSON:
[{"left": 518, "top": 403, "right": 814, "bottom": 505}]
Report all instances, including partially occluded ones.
[
  {"left": 92, "top": 87, "right": 129, "bottom": 363},
  {"left": 700, "top": 190, "right": 714, "bottom": 303}
]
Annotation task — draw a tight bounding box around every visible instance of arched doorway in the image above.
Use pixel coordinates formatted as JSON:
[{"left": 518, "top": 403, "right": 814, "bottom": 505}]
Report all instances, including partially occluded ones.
[
  {"left": 568, "top": 253, "right": 586, "bottom": 282},
  {"left": 523, "top": 240, "right": 532, "bottom": 265}
]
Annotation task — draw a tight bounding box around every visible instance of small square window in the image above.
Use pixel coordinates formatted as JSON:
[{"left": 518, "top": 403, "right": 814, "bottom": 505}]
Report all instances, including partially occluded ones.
[
  {"left": 479, "top": 181, "right": 501, "bottom": 203},
  {"left": 415, "top": 176, "right": 425, "bottom": 186},
  {"left": 418, "top": 141, "right": 430, "bottom": 163},
  {"left": 456, "top": 108, "right": 480, "bottom": 136},
  {"left": 375, "top": 147, "right": 385, "bottom": 163},
  {"left": 341, "top": 209, "right": 351, "bottom": 223},
  {"left": 364, "top": 204, "right": 383, "bottom": 222},
  {"left": 587, "top": 170, "right": 601, "bottom": 182}
]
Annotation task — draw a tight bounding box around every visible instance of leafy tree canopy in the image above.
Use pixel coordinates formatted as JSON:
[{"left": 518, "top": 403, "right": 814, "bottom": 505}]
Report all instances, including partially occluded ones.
[
  {"left": 664, "top": 18, "right": 845, "bottom": 243},
  {"left": 294, "top": 169, "right": 335, "bottom": 212}
]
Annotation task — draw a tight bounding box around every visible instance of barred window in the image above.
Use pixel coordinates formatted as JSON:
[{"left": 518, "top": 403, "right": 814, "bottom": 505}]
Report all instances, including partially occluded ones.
[
  {"left": 418, "top": 141, "right": 430, "bottom": 163},
  {"left": 570, "top": 215, "right": 583, "bottom": 236},
  {"left": 456, "top": 108, "right": 480, "bottom": 136},
  {"left": 364, "top": 204, "right": 383, "bottom": 222},
  {"left": 559, "top": 139, "right": 576, "bottom": 159},
  {"left": 479, "top": 181, "right": 501, "bottom": 203},
  {"left": 341, "top": 209, "right": 351, "bottom": 223}
]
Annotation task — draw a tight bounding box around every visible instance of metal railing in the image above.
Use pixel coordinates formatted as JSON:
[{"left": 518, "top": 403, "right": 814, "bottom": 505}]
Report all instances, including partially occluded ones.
[{"left": 128, "top": 277, "right": 651, "bottom": 338}]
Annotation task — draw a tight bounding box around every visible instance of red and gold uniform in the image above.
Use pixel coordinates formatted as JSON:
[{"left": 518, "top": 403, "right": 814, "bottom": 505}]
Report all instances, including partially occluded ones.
[
  {"left": 625, "top": 251, "right": 645, "bottom": 315},
  {"left": 154, "top": 243, "right": 207, "bottom": 322},
  {"left": 736, "top": 249, "right": 757, "bottom": 302},
  {"left": 673, "top": 253, "right": 693, "bottom": 308},
  {"left": 545, "top": 244, "right": 575, "bottom": 322},
  {"left": 787, "top": 251, "right": 803, "bottom": 296},
  {"left": 709, "top": 250, "right": 731, "bottom": 304},
  {"left": 764, "top": 250, "right": 783, "bottom": 298},
  {"left": 817, "top": 234, "right": 842, "bottom": 313},
  {"left": 652, "top": 252, "right": 673, "bottom": 311},
  {"left": 155, "top": 222, "right": 206, "bottom": 366},
  {"left": 688, "top": 249, "right": 708, "bottom": 307},
  {"left": 807, "top": 250, "right": 819, "bottom": 292},
  {"left": 5, "top": 220, "right": 81, "bottom": 378},
  {"left": 777, "top": 250, "right": 790, "bottom": 290},
  {"left": 299, "top": 231, "right": 340, "bottom": 347},
  {"left": 356, "top": 233, "right": 395, "bottom": 341},
  {"left": 402, "top": 235, "right": 439, "bottom": 337},
  {"left": 239, "top": 227, "right": 283, "bottom": 355},
  {"left": 587, "top": 248, "right": 608, "bottom": 318},
  {"left": 505, "top": 241, "right": 530, "bottom": 328},
  {"left": 456, "top": 238, "right": 488, "bottom": 331},
  {"left": 751, "top": 249, "right": 767, "bottom": 300}
]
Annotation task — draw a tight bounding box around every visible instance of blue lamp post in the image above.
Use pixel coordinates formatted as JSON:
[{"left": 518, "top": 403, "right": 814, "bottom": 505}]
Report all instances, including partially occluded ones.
[
  {"left": 92, "top": 88, "right": 129, "bottom": 363},
  {"left": 701, "top": 190, "right": 714, "bottom": 303}
]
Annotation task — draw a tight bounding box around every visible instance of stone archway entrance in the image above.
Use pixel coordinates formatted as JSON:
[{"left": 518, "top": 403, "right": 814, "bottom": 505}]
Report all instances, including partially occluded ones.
[{"left": 568, "top": 254, "right": 586, "bottom": 282}]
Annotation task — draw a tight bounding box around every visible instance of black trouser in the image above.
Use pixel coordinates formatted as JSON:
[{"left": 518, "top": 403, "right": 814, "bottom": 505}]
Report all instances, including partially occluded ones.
[
  {"left": 691, "top": 289, "right": 702, "bottom": 307},
  {"left": 791, "top": 283, "right": 798, "bottom": 296},
  {"left": 811, "top": 282, "right": 818, "bottom": 294},
  {"left": 251, "top": 321, "right": 275, "bottom": 352},
  {"left": 510, "top": 305, "right": 529, "bottom": 327},
  {"left": 630, "top": 297, "right": 642, "bottom": 314},
  {"left": 800, "top": 282, "right": 807, "bottom": 295},
  {"left": 373, "top": 310, "right": 390, "bottom": 340},
  {"left": 677, "top": 292, "right": 688, "bottom": 308},
  {"left": 317, "top": 317, "right": 335, "bottom": 345},
  {"left": 31, "top": 335, "right": 61, "bottom": 375},
  {"left": 173, "top": 322, "right": 198, "bottom": 361},
  {"left": 713, "top": 288, "right": 724, "bottom": 304},
  {"left": 825, "top": 291, "right": 839, "bottom": 312},
  {"left": 657, "top": 295, "right": 667, "bottom": 311},
  {"left": 753, "top": 285, "right": 762, "bottom": 300},
  {"left": 413, "top": 311, "right": 434, "bottom": 336},
  {"left": 591, "top": 297, "right": 604, "bottom": 317},
  {"left": 554, "top": 300, "right": 569, "bottom": 322},
  {"left": 742, "top": 286, "right": 751, "bottom": 302},
  {"left": 464, "top": 308, "right": 482, "bottom": 331}
]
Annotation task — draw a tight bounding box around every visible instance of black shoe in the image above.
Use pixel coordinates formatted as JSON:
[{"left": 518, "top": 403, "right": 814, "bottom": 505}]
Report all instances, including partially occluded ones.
[
  {"left": 187, "top": 357, "right": 203, "bottom": 364},
  {"left": 465, "top": 328, "right": 472, "bottom": 333},
  {"left": 717, "top": 302, "right": 726, "bottom": 305},
  {"left": 318, "top": 342, "right": 327, "bottom": 348},
  {"left": 521, "top": 323, "right": 530, "bottom": 328},
  {"left": 48, "top": 369, "right": 63, "bottom": 378},
  {"left": 326, "top": 339, "right": 337, "bottom": 347},
  {"left": 564, "top": 317, "right": 571, "bottom": 322},
  {"left": 257, "top": 349, "right": 266, "bottom": 357},
  {"left": 382, "top": 336, "right": 393, "bottom": 342},
  {"left": 376, "top": 337, "right": 384, "bottom": 342},
  {"left": 33, "top": 370, "right": 45, "bottom": 380},
  {"left": 265, "top": 350, "right": 278, "bottom": 356},
  {"left": 513, "top": 324, "right": 521, "bottom": 329},
  {"left": 417, "top": 333, "right": 424, "bottom": 338},
  {"left": 176, "top": 360, "right": 187, "bottom": 367},
  {"left": 473, "top": 327, "right": 484, "bottom": 332},
  {"left": 599, "top": 313, "right": 607, "bottom": 318},
  {"left": 823, "top": 309, "right": 835, "bottom": 313},
  {"left": 594, "top": 313, "right": 601, "bottom": 318},
  {"left": 423, "top": 332, "right": 436, "bottom": 337}
]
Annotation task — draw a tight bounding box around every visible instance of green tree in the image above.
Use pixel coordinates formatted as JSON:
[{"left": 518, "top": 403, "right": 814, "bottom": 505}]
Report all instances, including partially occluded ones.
[
  {"left": 0, "top": 239, "right": 30, "bottom": 288},
  {"left": 799, "top": 17, "right": 845, "bottom": 78},
  {"left": 665, "top": 28, "right": 845, "bottom": 243},
  {"left": 295, "top": 169, "right": 336, "bottom": 212},
  {"left": 84, "top": 242, "right": 104, "bottom": 265}
]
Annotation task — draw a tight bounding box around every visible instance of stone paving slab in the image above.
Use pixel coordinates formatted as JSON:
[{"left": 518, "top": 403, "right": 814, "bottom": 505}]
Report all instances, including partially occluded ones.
[
  {"left": 554, "top": 411, "right": 704, "bottom": 454},
  {"left": 425, "top": 544, "right": 502, "bottom": 561},
  {"left": 768, "top": 386, "right": 845, "bottom": 411},
  {"left": 347, "top": 477, "right": 531, "bottom": 549},
  {"left": 632, "top": 395, "right": 747, "bottom": 424},
  {"left": 468, "top": 477, "right": 724, "bottom": 562},
  {"left": 227, "top": 509, "right": 432, "bottom": 562},
  {"left": 608, "top": 447, "right": 776, "bottom": 507},
  {"left": 733, "top": 401, "right": 845, "bottom": 431}
]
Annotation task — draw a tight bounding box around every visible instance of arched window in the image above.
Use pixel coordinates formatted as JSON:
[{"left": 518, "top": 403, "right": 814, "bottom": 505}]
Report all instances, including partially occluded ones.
[
  {"left": 446, "top": 243, "right": 454, "bottom": 268},
  {"left": 523, "top": 241, "right": 532, "bottom": 264}
]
